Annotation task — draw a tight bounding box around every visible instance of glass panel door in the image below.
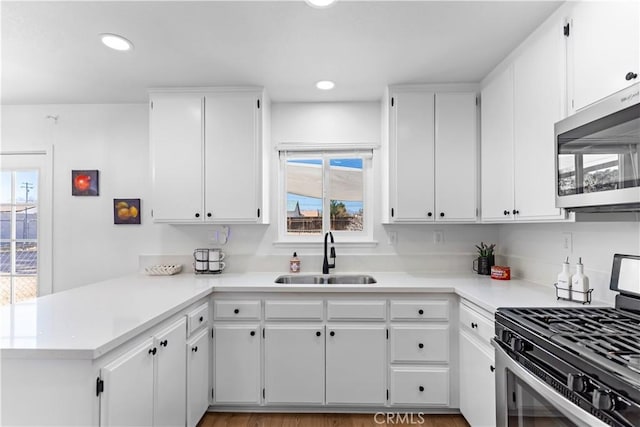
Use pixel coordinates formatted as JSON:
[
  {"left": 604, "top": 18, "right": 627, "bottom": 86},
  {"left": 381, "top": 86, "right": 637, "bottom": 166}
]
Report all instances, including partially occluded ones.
[{"left": 0, "top": 169, "right": 39, "bottom": 305}]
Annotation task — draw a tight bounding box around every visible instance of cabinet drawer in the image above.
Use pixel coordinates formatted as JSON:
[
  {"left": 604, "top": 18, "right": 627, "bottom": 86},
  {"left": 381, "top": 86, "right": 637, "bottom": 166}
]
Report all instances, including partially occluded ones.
[
  {"left": 390, "top": 300, "right": 449, "bottom": 321},
  {"left": 187, "top": 302, "right": 209, "bottom": 336},
  {"left": 390, "top": 325, "right": 449, "bottom": 363},
  {"left": 214, "top": 300, "right": 261, "bottom": 320},
  {"left": 459, "top": 302, "right": 494, "bottom": 345},
  {"left": 390, "top": 367, "right": 449, "bottom": 406},
  {"left": 327, "top": 300, "right": 386, "bottom": 320},
  {"left": 264, "top": 300, "right": 323, "bottom": 320}
]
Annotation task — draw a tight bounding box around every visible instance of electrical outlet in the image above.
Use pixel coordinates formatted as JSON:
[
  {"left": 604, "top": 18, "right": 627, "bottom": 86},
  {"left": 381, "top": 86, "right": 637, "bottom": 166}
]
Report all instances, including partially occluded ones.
[
  {"left": 388, "top": 231, "right": 397, "bottom": 245},
  {"left": 562, "top": 232, "right": 573, "bottom": 253},
  {"left": 434, "top": 230, "right": 444, "bottom": 244}
]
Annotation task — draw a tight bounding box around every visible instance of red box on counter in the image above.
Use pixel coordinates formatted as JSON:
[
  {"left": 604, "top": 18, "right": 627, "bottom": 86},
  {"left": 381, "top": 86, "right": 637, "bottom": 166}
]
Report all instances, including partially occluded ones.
[{"left": 491, "top": 266, "right": 511, "bottom": 280}]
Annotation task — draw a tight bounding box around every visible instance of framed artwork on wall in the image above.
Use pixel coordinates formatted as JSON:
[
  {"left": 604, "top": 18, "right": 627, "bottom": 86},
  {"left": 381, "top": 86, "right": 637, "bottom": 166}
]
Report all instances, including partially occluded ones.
[
  {"left": 71, "top": 170, "right": 99, "bottom": 196},
  {"left": 113, "top": 198, "right": 141, "bottom": 225}
]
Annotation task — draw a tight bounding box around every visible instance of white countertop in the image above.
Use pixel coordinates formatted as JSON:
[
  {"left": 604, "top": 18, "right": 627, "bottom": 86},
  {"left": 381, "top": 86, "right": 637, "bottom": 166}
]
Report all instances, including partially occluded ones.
[{"left": 0, "top": 272, "right": 606, "bottom": 360}]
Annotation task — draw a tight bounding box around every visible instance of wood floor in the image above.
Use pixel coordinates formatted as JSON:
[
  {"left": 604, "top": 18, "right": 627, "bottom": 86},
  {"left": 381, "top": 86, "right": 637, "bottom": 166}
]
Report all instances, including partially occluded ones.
[{"left": 198, "top": 412, "right": 470, "bottom": 427}]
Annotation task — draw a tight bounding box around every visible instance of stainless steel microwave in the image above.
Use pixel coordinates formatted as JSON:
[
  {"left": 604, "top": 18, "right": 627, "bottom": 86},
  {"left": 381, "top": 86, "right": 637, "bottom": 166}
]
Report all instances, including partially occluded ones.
[{"left": 555, "top": 83, "right": 640, "bottom": 212}]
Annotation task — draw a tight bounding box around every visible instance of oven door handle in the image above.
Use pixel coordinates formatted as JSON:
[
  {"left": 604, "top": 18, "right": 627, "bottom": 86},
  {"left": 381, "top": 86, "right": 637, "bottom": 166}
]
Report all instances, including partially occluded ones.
[{"left": 492, "top": 338, "right": 609, "bottom": 427}]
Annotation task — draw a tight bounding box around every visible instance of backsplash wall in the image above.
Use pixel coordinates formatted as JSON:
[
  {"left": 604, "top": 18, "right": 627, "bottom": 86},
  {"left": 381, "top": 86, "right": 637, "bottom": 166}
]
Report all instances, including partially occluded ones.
[{"left": 498, "top": 222, "right": 640, "bottom": 305}]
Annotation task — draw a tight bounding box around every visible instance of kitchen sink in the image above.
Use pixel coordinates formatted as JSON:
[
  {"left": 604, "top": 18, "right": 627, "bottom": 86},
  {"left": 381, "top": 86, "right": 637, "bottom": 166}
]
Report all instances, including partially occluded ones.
[{"left": 274, "top": 274, "right": 377, "bottom": 285}]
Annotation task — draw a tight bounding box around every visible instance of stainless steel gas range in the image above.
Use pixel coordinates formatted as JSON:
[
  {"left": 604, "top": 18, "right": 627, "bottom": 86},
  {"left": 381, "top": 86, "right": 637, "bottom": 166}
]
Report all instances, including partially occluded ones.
[{"left": 493, "top": 254, "right": 640, "bottom": 427}]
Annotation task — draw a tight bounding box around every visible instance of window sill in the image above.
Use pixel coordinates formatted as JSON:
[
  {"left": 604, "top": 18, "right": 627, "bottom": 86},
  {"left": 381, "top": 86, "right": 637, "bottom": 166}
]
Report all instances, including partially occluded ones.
[{"left": 272, "top": 240, "right": 379, "bottom": 248}]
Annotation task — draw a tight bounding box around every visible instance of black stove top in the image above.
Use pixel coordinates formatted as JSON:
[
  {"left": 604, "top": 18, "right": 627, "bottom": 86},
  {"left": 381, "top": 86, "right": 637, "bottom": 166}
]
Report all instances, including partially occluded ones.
[{"left": 498, "top": 306, "right": 640, "bottom": 388}]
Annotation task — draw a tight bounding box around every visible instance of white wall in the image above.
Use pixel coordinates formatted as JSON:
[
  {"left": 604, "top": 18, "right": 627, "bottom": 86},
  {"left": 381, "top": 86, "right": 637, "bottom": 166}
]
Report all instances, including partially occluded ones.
[
  {"left": 2, "top": 102, "right": 500, "bottom": 292},
  {"left": 498, "top": 222, "right": 640, "bottom": 305}
]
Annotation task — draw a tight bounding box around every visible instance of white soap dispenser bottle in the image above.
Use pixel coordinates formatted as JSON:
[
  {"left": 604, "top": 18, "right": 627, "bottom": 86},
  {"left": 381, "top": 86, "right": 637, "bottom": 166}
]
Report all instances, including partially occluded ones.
[
  {"left": 571, "top": 257, "right": 590, "bottom": 303},
  {"left": 557, "top": 257, "right": 573, "bottom": 300}
]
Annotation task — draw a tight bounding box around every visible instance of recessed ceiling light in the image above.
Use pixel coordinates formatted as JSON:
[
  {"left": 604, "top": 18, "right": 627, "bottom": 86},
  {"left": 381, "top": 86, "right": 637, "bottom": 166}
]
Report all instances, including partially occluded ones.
[
  {"left": 316, "top": 80, "right": 335, "bottom": 90},
  {"left": 100, "top": 33, "right": 133, "bottom": 51},
  {"left": 305, "top": 0, "right": 338, "bottom": 9}
]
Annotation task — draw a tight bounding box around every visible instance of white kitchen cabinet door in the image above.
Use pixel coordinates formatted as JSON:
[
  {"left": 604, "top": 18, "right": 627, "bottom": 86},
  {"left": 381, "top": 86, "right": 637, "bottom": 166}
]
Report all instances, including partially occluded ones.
[
  {"left": 154, "top": 318, "right": 187, "bottom": 427},
  {"left": 459, "top": 331, "right": 496, "bottom": 427},
  {"left": 569, "top": 1, "right": 640, "bottom": 112},
  {"left": 325, "top": 324, "right": 386, "bottom": 405},
  {"left": 513, "top": 23, "right": 566, "bottom": 221},
  {"left": 480, "top": 66, "right": 515, "bottom": 221},
  {"left": 213, "top": 324, "right": 261, "bottom": 404},
  {"left": 264, "top": 324, "right": 325, "bottom": 405},
  {"left": 435, "top": 92, "right": 478, "bottom": 222},
  {"left": 150, "top": 93, "right": 204, "bottom": 222},
  {"left": 389, "top": 90, "right": 435, "bottom": 221},
  {"left": 187, "top": 329, "right": 210, "bottom": 427},
  {"left": 204, "top": 91, "right": 262, "bottom": 223},
  {"left": 100, "top": 338, "right": 155, "bottom": 427}
]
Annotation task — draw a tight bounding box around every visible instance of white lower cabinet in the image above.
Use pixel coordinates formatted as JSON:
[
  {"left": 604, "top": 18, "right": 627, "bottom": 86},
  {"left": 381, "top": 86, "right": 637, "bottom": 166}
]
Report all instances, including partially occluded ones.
[
  {"left": 390, "top": 367, "right": 450, "bottom": 406},
  {"left": 99, "top": 317, "right": 187, "bottom": 427},
  {"left": 458, "top": 299, "right": 496, "bottom": 427},
  {"left": 264, "top": 324, "right": 325, "bottom": 405},
  {"left": 100, "top": 338, "right": 155, "bottom": 427},
  {"left": 210, "top": 296, "right": 453, "bottom": 411},
  {"left": 187, "top": 328, "right": 210, "bottom": 427},
  {"left": 325, "top": 324, "right": 387, "bottom": 405},
  {"left": 213, "top": 324, "right": 261, "bottom": 404},
  {"left": 388, "top": 298, "right": 452, "bottom": 408},
  {"left": 459, "top": 331, "right": 496, "bottom": 427}
]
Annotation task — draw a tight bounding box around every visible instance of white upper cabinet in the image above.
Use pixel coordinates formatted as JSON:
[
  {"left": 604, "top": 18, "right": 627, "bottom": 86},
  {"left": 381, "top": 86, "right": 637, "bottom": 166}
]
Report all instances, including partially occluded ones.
[
  {"left": 389, "top": 90, "right": 436, "bottom": 221},
  {"left": 435, "top": 92, "right": 478, "bottom": 222},
  {"left": 149, "top": 93, "right": 204, "bottom": 222},
  {"left": 481, "top": 16, "right": 567, "bottom": 223},
  {"left": 204, "top": 92, "right": 263, "bottom": 222},
  {"left": 513, "top": 19, "right": 565, "bottom": 221},
  {"left": 480, "top": 67, "right": 515, "bottom": 222},
  {"left": 150, "top": 88, "right": 268, "bottom": 224},
  {"left": 387, "top": 87, "right": 478, "bottom": 223},
  {"left": 568, "top": 0, "right": 640, "bottom": 112}
]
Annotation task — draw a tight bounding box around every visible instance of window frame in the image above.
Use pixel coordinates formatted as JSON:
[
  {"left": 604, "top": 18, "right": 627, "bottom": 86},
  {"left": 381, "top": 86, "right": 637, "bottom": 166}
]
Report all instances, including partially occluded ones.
[{"left": 277, "top": 146, "right": 374, "bottom": 244}]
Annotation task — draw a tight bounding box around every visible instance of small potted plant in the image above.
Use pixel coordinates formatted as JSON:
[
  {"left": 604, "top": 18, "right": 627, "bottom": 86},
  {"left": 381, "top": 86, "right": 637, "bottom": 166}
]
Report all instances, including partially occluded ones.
[{"left": 474, "top": 242, "right": 496, "bottom": 275}]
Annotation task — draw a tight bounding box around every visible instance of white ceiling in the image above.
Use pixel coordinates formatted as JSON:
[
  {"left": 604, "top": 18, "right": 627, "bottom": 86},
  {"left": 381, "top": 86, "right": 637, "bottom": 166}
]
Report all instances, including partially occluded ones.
[{"left": 1, "top": 0, "right": 562, "bottom": 104}]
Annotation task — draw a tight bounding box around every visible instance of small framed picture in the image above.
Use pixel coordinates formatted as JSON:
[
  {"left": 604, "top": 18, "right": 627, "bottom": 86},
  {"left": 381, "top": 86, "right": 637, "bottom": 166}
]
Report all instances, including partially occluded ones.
[
  {"left": 71, "top": 170, "right": 99, "bottom": 196},
  {"left": 113, "top": 198, "right": 141, "bottom": 225}
]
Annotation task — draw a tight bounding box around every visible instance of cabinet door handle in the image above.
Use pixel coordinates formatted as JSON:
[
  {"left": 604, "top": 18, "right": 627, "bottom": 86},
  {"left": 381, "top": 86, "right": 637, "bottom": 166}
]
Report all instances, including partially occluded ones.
[
  {"left": 250, "top": 331, "right": 256, "bottom": 336},
  {"left": 503, "top": 210, "right": 509, "bottom": 216},
  {"left": 419, "top": 386, "right": 424, "bottom": 392},
  {"left": 626, "top": 72, "right": 638, "bottom": 81},
  {"left": 471, "top": 322, "right": 478, "bottom": 329},
  {"left": 234, "top": 309, "right": 239, "bottom": 314},
  {"left": 160, "top": 339, "right": 168, "bottom": 347},
  {"left": 427, "top": 211, "right": 433, "bottom": 217},
  {"left": 418, "top": 309, "right": 424, "bottom": 315},
  {"left": 207, "top": 213, "right": 212, "bottom": 218},
  {"left": 330, "top": 331, "right": 335, "bottom": 337},
  {"left": 512, "top": 209, "right": 519, "bottom": 215},
  {"left": 316, "top": 331, "right": 321, "bottom": 337},
  {"left": 490, "top": 365, "right": 495, "bottom": 372},
  {"left": 199, "top": 316, "right": 204, "bottom": 322},
  {"left": 418, "top": 343, "right": 424, "bottom": 349},
  {"left": 195, "top": 213, "right": 200, "bottom": 218},
  {"left": 192, "top": 346, "right": 198, "bottom": 352},
  {"left": 148, "top": 347, "right": 157, "bottom": 356},
  {"left": 439, "top": 212, "right": 445, "bottom": 217}
]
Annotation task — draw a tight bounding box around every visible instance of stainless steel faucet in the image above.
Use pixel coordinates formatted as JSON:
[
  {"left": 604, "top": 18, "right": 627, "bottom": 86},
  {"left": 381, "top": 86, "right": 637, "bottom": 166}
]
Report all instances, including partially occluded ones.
[{"left": 322, "top": 231, "right": 336, "bottom": 274}]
